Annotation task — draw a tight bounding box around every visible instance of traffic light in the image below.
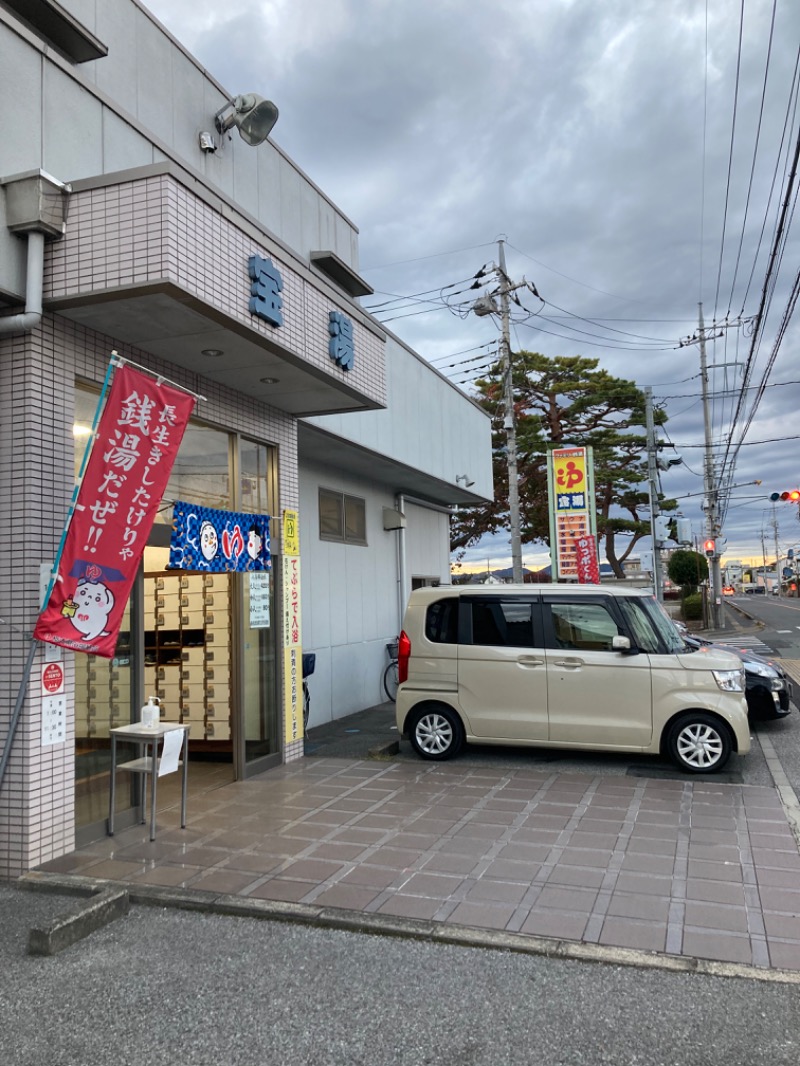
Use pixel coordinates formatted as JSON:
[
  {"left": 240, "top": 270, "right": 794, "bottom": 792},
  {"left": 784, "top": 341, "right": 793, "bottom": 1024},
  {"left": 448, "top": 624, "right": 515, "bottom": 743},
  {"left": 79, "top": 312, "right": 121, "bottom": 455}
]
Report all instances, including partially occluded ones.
[
  {"left": 704, "top": 538, "right": 716, "bottom": 558},
  {"left": 653, "top": 516, "right": 670, "bottom": 541},
  {"left": 769, "top": 490, "right": 800, "bottom": 502},
  {"left": 676, "top": 517, "right": 692, "bottom": 544}
]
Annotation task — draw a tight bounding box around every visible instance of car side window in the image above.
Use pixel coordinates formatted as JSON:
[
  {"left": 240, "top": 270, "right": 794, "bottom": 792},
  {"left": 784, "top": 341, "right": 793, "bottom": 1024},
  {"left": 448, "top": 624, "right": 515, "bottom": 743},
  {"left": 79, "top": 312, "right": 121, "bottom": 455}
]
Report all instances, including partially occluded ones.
[
  {"left": 425, "top": 598, "right": 459, "bottom": 644},
  {"left": 468, "top": 599, "right": 539, "bottom": 648},
  {"left": 618, "top": 599, "right": 660, "bottom": 653},
  {"left": 547, "top": 601, "right": 621, "bottom": 652}
]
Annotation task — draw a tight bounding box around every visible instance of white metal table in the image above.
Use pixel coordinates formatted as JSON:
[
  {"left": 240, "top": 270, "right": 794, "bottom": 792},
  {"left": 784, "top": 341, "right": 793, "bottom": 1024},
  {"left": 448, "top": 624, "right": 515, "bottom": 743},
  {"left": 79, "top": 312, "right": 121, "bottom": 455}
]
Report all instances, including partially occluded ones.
[{"left": 108, "top": 722, "right": 190, "bottom": 841}]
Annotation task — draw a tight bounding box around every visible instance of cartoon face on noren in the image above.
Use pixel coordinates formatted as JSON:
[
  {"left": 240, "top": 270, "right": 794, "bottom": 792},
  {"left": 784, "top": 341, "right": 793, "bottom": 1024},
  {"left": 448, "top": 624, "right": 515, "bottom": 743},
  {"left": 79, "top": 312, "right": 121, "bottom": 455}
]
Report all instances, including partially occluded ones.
[
  {"left": 246, "top": 523, "right": 263, "bottom": 560},
  {"left": 200, "top": 520, "right": 218, "bottom": 561}
]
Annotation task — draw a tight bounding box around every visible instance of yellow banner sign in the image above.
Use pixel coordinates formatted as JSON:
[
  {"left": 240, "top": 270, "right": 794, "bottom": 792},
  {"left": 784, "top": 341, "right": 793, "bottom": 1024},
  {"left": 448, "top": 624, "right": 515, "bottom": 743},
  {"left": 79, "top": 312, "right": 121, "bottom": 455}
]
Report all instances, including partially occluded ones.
[
  {"left": 283, "top": 509, "right": 300, "bottom": 556},
  {"left": 282, "top": 554, "right": 303, "bottom": 743},
  {"left": 553, "top": 448, "right": 588, "bottom": 511}
]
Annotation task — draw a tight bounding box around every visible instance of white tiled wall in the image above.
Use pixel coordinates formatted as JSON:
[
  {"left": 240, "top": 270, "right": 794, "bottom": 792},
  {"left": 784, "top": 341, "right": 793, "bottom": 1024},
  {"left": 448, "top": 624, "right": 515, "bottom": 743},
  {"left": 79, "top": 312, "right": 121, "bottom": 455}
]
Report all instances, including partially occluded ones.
[
  {"left": 44, "top": 174, "right": 386, "bottom": 406},
  {"left": 0, "top": 312, "right": 301, "bottom": 877}
]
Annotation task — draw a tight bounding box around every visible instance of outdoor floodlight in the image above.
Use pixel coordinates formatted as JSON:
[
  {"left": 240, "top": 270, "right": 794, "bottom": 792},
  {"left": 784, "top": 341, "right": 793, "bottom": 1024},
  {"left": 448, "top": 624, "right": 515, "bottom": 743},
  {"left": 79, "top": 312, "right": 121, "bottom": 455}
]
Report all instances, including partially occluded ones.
[
  {"left": 198, "top": 131, "right": 217, "bottom": 153},
  {"left": 214, "top": 94, "right": 279, "bottom": 146}
]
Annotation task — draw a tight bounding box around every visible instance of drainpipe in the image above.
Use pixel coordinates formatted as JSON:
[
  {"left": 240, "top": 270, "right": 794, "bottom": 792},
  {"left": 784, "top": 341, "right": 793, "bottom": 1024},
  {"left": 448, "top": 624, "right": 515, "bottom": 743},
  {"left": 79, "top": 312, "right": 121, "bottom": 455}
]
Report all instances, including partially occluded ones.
[
  {"left": 396, "top": 493, "right": 408, "bottom": 634},
  {"left": 0, "top": 230, "right": 45, "bottom": 335},
  {"left": 0, "top": 170, "right": 70, "bottom": 336}
]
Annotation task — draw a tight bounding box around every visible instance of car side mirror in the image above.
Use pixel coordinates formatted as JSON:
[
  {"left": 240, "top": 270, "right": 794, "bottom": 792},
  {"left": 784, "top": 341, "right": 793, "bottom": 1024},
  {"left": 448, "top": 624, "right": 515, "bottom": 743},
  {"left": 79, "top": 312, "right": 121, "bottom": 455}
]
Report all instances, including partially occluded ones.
[{"left": 612, "top": 634, "right": 634, "bottom": 653}]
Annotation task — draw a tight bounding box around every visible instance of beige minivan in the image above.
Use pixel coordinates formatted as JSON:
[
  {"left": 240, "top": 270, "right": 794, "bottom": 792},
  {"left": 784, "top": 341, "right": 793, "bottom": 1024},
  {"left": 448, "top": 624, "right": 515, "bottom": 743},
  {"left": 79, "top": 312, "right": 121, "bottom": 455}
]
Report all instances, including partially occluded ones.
[{"left": 395, "top": 585, "right": 750, "bottom": 774}]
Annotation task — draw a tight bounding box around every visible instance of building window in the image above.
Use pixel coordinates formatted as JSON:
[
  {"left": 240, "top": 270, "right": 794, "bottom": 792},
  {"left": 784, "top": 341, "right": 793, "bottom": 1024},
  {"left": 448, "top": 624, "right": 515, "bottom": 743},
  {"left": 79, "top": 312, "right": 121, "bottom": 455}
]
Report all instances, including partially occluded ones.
[{"left": 319, "top": 489, "right": 367, "bottom": 545}]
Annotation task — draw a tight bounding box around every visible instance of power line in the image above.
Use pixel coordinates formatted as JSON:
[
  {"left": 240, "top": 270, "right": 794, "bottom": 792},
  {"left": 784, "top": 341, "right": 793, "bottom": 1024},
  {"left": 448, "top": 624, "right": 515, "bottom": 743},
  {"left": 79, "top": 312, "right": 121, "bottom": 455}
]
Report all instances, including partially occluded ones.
[
  {"left": 505, "top": 242, "right": 644, "bottom": 304},
  {"left": 721, "top": 113, "right": 800, "bottom": 481},
  {"left": 738, "top": 43, "right": 800, "bottom": 316},
  {"left": 360, "top": 242, "right": 495, "bottom": 271},
  {"left": 428, "top": 341, "right": 495, "bottom": 365},
  {"left": 712, "top": 0, "right": 746, "bottom": 321},
  {"left": 539, "top": 299, "right": 675, "bottom": 344},
  {"left": 362, "top": 276, "right": 480, "bottom": 310},
  {"left": 674, "top": 433, "right": 800, "bottom": 448},
  {"left": 514, "top": 317, "right": 678, "bottom": 353},
  {"left": 724, "top": 0, "right": 779, "bottom": 316}
]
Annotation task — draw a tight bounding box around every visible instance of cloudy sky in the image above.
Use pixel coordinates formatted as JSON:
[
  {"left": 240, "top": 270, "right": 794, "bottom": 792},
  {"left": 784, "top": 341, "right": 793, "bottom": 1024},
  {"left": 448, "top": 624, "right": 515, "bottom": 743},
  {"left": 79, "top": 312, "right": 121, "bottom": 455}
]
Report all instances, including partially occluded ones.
[{"left": 146, "top": 0, "right": 800, "bottom": 571}]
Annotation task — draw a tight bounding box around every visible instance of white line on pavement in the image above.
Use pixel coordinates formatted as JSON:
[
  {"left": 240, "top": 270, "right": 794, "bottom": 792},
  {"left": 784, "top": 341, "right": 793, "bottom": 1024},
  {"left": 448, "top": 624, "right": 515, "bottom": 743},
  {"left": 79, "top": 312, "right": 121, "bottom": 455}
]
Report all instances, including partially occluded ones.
[{"left": 759, "top": 734, "right": 800, "bottom": 855}]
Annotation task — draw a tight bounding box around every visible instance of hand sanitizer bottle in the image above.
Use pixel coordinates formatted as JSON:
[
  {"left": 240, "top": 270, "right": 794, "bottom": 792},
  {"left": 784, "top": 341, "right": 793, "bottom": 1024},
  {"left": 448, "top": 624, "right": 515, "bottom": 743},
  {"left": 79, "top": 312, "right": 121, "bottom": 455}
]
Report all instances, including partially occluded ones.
[{"left": 140, "top": 696, "right": 160, "bottom": 730}]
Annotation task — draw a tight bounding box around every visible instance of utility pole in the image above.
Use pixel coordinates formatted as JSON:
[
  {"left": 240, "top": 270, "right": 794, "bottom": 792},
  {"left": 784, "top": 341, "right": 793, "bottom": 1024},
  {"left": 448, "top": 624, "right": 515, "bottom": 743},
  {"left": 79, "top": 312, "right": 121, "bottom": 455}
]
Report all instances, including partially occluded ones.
[
  {"left": 697, "top": 304, "right": 723, "bottom": 629},
  {"left": 644, "top": 387, "right": 664, "bottom": 602},
  {"left": 497, "top": 240, "right": 523, "bottom": 584},
  {"left": 471, "top": 240, "right": 537, "bottom": 585},
  {"left": 678, "top": 305, "right": 748, "bottom": 628},
  {"left": 772, "top": 503, "right": 781, "bottom": 597},
  {"left": 761, "top": 530, "right": 768, "bottom": 589}
]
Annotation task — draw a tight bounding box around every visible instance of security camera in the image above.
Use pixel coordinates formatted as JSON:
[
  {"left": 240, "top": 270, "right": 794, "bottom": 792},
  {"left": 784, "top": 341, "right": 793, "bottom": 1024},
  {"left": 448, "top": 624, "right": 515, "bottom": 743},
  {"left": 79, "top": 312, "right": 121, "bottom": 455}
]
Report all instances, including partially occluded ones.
[
  {"left": 666, "top": 455, "right": 683, "bottom": 467},
  {"left": 198, "top": 131, "right": 218, "bottom": 153}
]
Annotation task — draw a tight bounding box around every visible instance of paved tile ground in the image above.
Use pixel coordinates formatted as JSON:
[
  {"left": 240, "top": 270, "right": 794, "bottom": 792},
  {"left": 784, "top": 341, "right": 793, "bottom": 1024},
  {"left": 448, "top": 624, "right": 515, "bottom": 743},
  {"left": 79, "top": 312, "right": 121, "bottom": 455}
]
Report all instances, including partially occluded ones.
[{"left": 37, "top": 757, "right": 800, "bottom": 971}]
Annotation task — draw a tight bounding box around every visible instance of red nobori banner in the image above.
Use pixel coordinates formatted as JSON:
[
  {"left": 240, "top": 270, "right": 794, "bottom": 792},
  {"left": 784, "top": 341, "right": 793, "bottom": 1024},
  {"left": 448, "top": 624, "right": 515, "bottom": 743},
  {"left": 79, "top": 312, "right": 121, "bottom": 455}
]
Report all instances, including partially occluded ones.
[
  {"left": 573, "top": 533, "right": 601, "bottom": 584},
  {"left": 34, "top": 364, "right": 195, "bottom": 658}
]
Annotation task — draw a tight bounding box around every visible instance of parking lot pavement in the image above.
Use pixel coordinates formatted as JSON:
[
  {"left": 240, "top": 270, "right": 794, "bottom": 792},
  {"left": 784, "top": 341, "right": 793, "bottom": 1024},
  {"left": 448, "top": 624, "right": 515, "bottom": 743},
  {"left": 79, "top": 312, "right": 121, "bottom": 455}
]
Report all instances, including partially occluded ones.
[
  {"left": 5, "top": 888, "right": 800, "bottom": 1066},
  {"left": 30, "top": 754, "right": 800, "bottom": 975}
]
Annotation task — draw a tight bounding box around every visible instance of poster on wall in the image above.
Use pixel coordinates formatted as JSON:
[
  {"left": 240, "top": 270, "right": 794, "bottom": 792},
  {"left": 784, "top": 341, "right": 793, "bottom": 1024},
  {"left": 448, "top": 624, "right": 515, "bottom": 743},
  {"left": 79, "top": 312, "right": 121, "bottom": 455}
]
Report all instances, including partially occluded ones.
[
  {"left": 40, "top": 661, "right": 66, "bottom": 746},
  {"left": 168, "top": 502, "right": 271, "bottom": 573},
  {"left": 34, "top": 363, "right": 195, "bottom": 658},
  {"left": 249, "top": 572, "right": 271, "bottom": 628}
]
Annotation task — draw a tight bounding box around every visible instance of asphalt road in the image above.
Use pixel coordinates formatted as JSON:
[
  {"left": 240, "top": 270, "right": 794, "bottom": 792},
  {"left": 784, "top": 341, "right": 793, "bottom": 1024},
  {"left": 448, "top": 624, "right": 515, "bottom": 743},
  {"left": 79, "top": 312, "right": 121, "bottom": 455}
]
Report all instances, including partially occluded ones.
[
  {"left": 2, "top": 883, "right": 800, "bottom": 1066},
  {"left": 724, "top": 594, "right": 800, "bottom": 658}
]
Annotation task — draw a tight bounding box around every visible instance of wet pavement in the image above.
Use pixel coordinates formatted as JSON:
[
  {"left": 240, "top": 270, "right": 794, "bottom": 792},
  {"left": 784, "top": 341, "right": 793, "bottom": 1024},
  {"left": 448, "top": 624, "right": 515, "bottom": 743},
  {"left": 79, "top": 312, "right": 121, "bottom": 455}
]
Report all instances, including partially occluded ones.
[
  {"left": 31, "top": 747, "right": 800, "bottom": 974},
  {"left": 22, "top": 608, "right": 800, "bottom": 978}
]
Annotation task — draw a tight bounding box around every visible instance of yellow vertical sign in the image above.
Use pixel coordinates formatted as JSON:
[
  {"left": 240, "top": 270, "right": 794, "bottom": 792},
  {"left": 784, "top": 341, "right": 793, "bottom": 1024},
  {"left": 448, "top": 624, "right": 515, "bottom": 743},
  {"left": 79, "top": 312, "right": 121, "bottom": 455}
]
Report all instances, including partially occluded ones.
[
  {"left": 283, "top": 508, "right": 299, "bottom": 556},
  {"left": 282, "top": 510, "right": 302, "bottom": 744}
]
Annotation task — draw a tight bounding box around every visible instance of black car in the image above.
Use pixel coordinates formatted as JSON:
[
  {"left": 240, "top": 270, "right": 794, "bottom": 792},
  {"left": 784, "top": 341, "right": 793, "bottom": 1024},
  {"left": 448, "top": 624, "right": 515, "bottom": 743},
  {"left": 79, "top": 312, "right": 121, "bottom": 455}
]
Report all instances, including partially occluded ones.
[{"left": 685, "top": 637, "right": 792, "bottom": 720}]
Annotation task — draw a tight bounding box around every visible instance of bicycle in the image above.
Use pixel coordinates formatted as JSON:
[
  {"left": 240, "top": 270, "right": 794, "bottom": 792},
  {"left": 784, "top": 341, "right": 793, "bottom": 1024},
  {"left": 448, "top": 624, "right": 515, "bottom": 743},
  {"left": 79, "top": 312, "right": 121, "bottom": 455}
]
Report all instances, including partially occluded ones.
[
  {"left": 302, "top": 652, "right": 315, "bottom": 731},
  {"left": 382, "top": 640, "right": 399, "bottom": 702}
]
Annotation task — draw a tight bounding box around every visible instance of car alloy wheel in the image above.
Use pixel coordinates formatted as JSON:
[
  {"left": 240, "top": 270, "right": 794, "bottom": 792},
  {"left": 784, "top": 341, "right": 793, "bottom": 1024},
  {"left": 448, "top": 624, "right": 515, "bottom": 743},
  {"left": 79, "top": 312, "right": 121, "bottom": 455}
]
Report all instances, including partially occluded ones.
[
  {"left": 409, "top": 704, "right": 464, "bottom": 760},
  {"left": 668, "top": 713, "right": 731, "bottom": 773}
]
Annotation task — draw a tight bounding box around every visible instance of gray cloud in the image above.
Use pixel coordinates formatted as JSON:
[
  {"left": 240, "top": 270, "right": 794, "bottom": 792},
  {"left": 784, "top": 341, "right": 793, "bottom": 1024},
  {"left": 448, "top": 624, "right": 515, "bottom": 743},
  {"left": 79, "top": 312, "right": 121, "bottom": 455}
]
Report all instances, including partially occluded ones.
[{"left": 146, "top": 0, "right": 800, "bottom": 565}]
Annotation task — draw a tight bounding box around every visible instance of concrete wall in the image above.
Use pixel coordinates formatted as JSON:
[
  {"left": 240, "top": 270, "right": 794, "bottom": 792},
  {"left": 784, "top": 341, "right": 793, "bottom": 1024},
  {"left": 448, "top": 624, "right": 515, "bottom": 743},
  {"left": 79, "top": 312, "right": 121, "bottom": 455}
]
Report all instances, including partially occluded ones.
[
  {"left": 298, "top": 458, "right": 401, "bottom": 724},
  {"left": 304, "top": 333, "right": 493, "bottom": 498},
  {"left": 298, "top": 462, "right": 457, "bottom": 725},
  {"left": 405, "top": 502, "right": 452, "bottom": 584}
]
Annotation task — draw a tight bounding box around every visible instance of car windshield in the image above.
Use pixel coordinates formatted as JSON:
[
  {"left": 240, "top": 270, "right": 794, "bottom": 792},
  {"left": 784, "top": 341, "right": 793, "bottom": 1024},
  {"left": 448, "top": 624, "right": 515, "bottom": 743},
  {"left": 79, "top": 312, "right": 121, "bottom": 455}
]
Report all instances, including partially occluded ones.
[{"left": 641, "top": 597, "right": 687, "bottom": 654}]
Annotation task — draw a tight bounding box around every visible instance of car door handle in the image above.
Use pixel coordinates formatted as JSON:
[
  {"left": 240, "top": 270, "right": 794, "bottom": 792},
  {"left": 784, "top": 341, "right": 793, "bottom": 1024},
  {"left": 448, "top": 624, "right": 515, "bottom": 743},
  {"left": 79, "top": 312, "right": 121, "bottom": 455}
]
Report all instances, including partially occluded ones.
[
  {"left": 552, "top": 657, "right": 583, "bottom": 669},
  {"left": 517, "top": 656, "right": 545, "bottom": 667}
]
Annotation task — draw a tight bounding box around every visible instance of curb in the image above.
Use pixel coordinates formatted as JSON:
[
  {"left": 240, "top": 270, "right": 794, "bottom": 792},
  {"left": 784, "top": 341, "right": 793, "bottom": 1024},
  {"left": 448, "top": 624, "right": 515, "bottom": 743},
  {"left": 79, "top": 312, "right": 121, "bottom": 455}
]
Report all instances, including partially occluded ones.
[
  {"left": 27, "top": 886, "right": 130, "bottom": 956},
  {"left": 368, "top": 739, "right": 399, "bottom": 758},
  {"left": 19, "top": 872, "right": 800, "bottom": 985},
  {"left": 722, "top": 600, "right": 762, "bottom": 624}
]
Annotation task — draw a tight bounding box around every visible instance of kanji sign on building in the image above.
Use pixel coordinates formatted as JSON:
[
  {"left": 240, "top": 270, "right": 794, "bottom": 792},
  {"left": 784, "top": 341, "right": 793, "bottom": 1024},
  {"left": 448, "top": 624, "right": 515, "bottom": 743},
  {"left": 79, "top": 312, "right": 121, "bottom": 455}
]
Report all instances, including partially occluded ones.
[
  {"left": 547, "top": 446, "right": 597, "bottom": 580},
  {"left": 248, "top": 254, "right": 284, "bottom": 327},
  {"left": 328, "top": 311, "right": 355, "bottom": 370},
  {"left": 34, "top": 363, "right": 195, "bottom": 658},
  {"left": 553, "top": 448, "right": 588, "bottom": 511}
]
